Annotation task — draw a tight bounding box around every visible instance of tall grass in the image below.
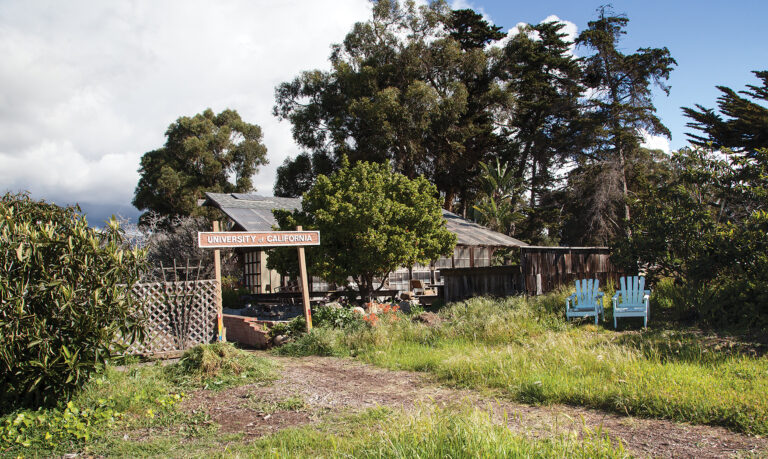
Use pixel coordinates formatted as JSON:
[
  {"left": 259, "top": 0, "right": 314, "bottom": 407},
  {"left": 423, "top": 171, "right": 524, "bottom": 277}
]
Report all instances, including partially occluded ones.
[
  {"left": 213, "top": 406, "right": 627, "bottom": 459},
  {"left": 282, "top": 294, "right": 768, "bottom": 435}
]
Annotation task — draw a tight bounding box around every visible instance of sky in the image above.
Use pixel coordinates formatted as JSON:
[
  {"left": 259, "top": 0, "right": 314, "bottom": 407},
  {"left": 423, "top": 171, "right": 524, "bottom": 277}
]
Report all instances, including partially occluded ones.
[{"left": 1, "top": 0, "right": 766, "bottom": 225}]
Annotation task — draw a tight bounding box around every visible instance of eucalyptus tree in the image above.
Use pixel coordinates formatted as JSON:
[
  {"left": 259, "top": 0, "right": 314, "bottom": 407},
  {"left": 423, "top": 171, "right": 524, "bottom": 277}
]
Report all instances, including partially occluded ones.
[
  {"left": 133, "top": 108, "right": 268, "bottom": 225},
  {"left": 273, "top": 1, "right": 506, "bottom": 212}
]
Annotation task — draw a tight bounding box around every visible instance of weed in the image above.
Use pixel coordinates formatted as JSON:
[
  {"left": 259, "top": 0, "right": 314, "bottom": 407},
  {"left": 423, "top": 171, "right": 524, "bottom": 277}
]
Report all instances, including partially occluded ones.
[
  {"left": 247, "top": 396, "right": 307, "bottom": 414},
  {"left": 165, "top": 342, "right": 277, "bottom": 390}
]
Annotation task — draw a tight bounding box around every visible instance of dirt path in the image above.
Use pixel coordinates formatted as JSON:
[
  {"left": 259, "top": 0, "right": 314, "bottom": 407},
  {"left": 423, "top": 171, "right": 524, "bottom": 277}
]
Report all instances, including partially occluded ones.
[{"left": 183, "top": 354, "right": 767, "bottom": 458}]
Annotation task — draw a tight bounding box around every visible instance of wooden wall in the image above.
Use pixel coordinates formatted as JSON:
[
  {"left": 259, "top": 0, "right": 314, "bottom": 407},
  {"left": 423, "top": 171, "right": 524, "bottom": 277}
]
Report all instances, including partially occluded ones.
[
  {"left": 441, "top": 247, "right": 622, "bottom": 302},
  {"left": 441, "top": 266, "right": 525, "bottom": 303},
  {"left": 520, "top": 247, "right": 622, "bottom": 295}
]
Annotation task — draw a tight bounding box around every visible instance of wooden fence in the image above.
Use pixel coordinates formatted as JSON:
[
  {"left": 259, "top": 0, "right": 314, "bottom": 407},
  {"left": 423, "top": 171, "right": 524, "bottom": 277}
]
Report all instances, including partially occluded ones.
[
  {"left": 441, "top": 266, "right": 525, "bottom": 303},
  {"left": 126, "top": 279, "right": 219, "bottom": 356},
  {"left": 441, "top": 247, "right": 622, "bottom": 302},
  {"left": 520, "top": 246, "right": 622, "bottom": 295}
]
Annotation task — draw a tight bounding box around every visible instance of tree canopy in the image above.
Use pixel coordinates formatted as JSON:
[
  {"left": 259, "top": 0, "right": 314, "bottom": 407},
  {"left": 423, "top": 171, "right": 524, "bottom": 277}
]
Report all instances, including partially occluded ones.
[
  {"left": 683, "top": 70, "right": 768, "bottom": 156},
  {"left": 574, "top": 7, "right": 676, "bottom": 240},
  {"left": 612, "top": 69, "right": 768, "bottom": 329},
  {"left": 273, "top": 2, "right": 677, "bottom": 247},
  {"left": 495, "top": 20, "right": 586, "bottom": 243},
  {"left": 133, "top": 108, "right": 268, "bottom": 224},
  {"left": 267, "top": 158, "right": 456, "bottom": 301},
  {"left": 273, "top": 0, "right": 505, "bottom": 213}
]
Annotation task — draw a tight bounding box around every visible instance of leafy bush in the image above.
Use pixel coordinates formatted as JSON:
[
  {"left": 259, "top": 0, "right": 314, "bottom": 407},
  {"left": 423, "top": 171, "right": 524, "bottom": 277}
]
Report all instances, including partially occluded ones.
[
  {"left": 0, "top": 193, "right": 147, "bottom": 411},
  {"left": 272, "top": 328, "right": 346, "bottom": 357},
  {"left": 614, "top": 147, "right": 768, "bottom": 330},
  {"left": 268, "top": 315, "right": 308, "bottom": 340},
  {"left": 312, "top": 304, "right": 362, "bottom": 329},
  {"left": 221, "top": 286, "right": 250, "bottom": 309}
]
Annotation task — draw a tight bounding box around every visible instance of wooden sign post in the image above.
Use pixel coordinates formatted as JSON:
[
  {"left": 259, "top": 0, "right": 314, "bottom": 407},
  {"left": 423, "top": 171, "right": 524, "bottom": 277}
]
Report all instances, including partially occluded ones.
[
  {"left": 198, "top": 228, "right": 320, "bottom": 335},
  {"left": 295, "top": 226, "right": 312, "bottom": 331},
  {"left": 212, "top": 221, "right": 224, "bottom": 341}
]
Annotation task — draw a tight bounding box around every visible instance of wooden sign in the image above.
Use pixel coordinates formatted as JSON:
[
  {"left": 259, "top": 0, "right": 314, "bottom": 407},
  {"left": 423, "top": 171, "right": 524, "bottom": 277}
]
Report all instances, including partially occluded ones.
[
  {"left": 198, "top": 227, "right": 317, "bottom": 334},
  {"left": 197, "top": 230, "right": 320, "bottom": 249}
]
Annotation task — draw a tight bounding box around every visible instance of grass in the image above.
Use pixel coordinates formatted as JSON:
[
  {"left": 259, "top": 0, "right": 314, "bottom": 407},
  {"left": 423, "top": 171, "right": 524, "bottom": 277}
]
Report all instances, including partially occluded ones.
[
  {"left": 0, "top": 343, "right": 276, "bottom": 458},
  {"left": 165, "top": 341, "right": 278, "bottom": 390},
  {"left": 223, "top": 405, "right": 628, "bottom": 459},
  {"left": 277, "top": 291, "right": 768, "bottom": 435},
  {"left": 0, "top": 340, "right": 629, "bottom": 458},
  {"left": 70, "top": 406, "right": 628, "bottom": 458},
  {"left": 247, "top": 395, "right": 307, "bottom": 414}
]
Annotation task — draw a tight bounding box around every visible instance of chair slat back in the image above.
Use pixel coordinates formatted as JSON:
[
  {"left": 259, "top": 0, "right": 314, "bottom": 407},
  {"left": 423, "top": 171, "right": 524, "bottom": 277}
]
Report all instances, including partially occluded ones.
[
  {"left": 619, "top": 275, "right": 646, "bottom": 305},
  {"left": 575, "top": 278, "right": 598, "bottom": 305},
  {"left": 575, "top": 279, "right": 583, "bottom": 303}
]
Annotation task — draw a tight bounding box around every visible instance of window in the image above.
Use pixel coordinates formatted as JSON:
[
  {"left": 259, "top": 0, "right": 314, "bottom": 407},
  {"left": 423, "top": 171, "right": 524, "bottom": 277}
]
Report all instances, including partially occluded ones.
[
  {"left": 474, "top": 247, "right": 490, "bottom": 267},
  {"left": 243, "top": 250, "right": 261, "bottom": 293},
  {"left": 454, "top": 246, "right": 471, "bottom": 268}
]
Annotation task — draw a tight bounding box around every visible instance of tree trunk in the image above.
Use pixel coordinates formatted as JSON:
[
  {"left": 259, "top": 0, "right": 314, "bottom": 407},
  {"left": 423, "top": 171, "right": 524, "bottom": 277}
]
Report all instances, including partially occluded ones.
[
  {"left": 530, "top": 159, "right": 537, "bottom": 210},
  {"left": 359, "top": 274, "right": 375, "bottom": 306},
  {"left": 444, "top": 189, "right": 455, "bottom": 212},
  {"left": 617, "top": 146, "right": 631, "bottom": 222}
]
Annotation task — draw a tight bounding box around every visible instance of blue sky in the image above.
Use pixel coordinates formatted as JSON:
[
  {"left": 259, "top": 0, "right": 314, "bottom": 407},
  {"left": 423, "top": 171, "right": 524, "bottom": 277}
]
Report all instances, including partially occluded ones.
[
  {"left": 0, "top": 1, "right": 765, "bottom": 224},
  {"left": 475, "top": 0, "right": 768, "bottom": 151}
]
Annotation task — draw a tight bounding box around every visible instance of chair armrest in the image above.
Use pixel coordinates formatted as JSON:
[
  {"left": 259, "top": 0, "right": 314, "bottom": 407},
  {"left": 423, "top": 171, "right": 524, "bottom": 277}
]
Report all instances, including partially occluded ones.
[
  {"left": 611, "top": 292, "right": 620, "bottom": 301},
  {"left": 566, "top": 293, "right": 576, "bottom": 310},
  {"left": 597, "top": 291, "right": 604, "bottom": 298}
]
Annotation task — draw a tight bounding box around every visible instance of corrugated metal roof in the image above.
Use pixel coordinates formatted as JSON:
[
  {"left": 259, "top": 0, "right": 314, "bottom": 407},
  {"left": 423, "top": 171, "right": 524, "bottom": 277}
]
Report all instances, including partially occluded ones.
[
  {"left": 442, "top": 210, "right": 527, "bottom": 247},
  {"left": 203, "top": 193, "right": 301, "bottom": 231},
  {"left": 203, "top": 192, "right": 527, "bottom": 247}
]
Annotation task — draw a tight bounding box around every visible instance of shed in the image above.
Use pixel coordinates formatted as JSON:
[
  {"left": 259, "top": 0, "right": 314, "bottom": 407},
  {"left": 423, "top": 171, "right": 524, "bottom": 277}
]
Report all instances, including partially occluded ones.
[{"left": 202, "top": 192, "right": 527, "bottom": 294}]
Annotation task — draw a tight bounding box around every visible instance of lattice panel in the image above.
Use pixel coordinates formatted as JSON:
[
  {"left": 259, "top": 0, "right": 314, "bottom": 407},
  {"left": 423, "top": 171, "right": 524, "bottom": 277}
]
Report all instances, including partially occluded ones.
[{"left": 126, "top": 279, "right": 219, "bottom": 355}]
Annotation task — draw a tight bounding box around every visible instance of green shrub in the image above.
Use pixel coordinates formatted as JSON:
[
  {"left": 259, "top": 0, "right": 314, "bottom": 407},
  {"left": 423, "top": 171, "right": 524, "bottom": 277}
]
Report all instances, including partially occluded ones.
[
  {"left": 312, "top": 304, "right": 362, "bottom": 329},
  {"left": 221, "top": 286, "right": 250, "bottom": 309},
  {"left": 272, "top": 328, "right": 346, "bottom": 357},
  {"left": 0, "top": 193, "right": 147, "bottom": 411},
  {"left": 268, "top": 315, "right": 307, "bottom": 340}
]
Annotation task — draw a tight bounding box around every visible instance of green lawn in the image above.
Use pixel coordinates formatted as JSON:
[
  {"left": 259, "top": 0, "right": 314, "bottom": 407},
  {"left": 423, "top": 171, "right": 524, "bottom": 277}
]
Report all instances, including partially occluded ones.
[{"left": 282, "top": 292, "right": 768, "bottom": 435}]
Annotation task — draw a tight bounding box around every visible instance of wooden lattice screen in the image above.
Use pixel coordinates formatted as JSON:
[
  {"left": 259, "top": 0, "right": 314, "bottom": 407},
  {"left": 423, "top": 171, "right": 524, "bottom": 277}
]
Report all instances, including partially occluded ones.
[{"left": 126, "top": 279, "right": 219, "bottom": 356}]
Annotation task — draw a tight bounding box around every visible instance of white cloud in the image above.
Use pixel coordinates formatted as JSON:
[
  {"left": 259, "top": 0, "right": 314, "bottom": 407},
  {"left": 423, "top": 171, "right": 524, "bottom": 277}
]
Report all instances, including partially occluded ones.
[
  {"left": 0, "top": 0, "right": 371, "bottom": 213},
  {"left": 641, "top": 132, "right": 672, "bottom": 153}
]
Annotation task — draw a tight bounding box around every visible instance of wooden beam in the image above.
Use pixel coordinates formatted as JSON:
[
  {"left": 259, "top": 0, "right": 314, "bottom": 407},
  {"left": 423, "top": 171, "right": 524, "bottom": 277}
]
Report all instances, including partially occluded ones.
[
  {"left": 296, "top": 225, "right": 313, "bottom": 332},
  {"left": 213, "top": 220, "right": 224, "bottom": 342}
]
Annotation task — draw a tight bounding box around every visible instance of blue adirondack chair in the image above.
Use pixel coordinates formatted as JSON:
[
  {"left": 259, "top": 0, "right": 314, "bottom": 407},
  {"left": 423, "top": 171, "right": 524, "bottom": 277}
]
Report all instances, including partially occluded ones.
[
  {"left": 612, "top": 276, "right": 651, "bottom": 328},
  {"left": 566, "top": 279, "right": 604, "bottom": 325}
]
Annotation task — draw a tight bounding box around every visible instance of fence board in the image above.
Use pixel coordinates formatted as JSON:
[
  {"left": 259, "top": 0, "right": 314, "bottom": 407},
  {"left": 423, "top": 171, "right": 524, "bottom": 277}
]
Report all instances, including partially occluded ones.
[
  {"left": 441, "top": 266, "right": 524, "bottom": 302},
  {"left": 520, "top": 247, "right": 622, "bottom": 295}
]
